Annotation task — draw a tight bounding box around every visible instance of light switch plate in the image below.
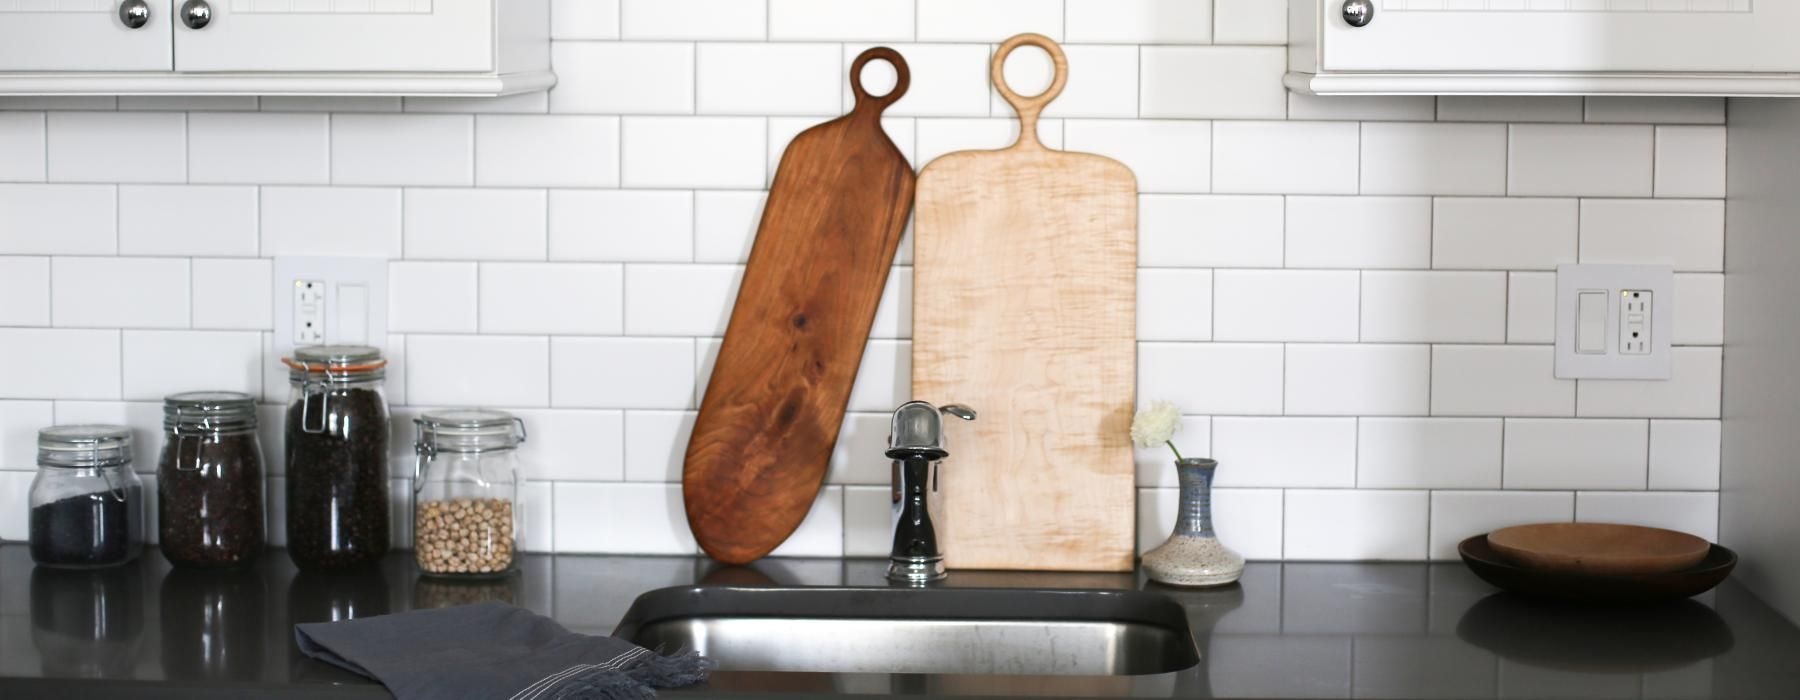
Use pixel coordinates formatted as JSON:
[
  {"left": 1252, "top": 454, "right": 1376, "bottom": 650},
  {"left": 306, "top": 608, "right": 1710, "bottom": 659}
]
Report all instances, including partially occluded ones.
[
  {"left": 273, "top": 257, "right": 388, "bottom": 364},
  {"left": 1555, "top": 264, "right": 1673, "bottom": 380}
]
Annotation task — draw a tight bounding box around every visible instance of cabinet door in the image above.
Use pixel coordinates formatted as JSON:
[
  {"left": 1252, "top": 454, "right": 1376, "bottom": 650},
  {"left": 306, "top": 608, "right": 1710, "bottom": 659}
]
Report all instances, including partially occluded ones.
[
  {"left": 0, "top": 0, "right": 173, "bottom": 71},
  {"left": 1322, "top": 1, "right": 1800, "bottom": 73},
  {"left": 174, "top": 0, "right": 491, "bottom": 72}
]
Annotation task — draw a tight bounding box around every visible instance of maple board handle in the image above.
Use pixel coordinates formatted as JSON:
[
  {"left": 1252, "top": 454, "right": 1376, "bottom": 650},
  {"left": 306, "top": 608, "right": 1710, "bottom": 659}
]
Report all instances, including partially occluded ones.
[
  {"left": 850, "top": 47, "right": 911, "bottom": 114},
  {"left": 991, "top": 33, "right": 1067, "bottom": 151}
]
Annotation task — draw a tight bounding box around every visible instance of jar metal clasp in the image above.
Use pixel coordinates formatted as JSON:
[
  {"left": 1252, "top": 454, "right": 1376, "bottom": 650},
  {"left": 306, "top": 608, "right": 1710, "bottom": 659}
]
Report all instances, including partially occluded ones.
[{"left": 297, "top": 360, "right": 330, "bottom": 434}]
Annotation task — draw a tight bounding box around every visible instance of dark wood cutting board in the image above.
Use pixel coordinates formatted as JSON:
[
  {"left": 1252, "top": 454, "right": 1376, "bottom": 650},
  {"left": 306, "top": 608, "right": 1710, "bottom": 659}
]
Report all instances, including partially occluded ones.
[{"left": 683, "top": 48, "right": 915, "bottom": 565}]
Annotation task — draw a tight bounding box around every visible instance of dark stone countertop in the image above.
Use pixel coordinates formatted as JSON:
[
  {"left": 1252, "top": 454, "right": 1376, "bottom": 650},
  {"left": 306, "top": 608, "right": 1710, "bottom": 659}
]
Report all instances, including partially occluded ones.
[{"left": 2, "top": 543, "right": 1799, "bottom": 699}]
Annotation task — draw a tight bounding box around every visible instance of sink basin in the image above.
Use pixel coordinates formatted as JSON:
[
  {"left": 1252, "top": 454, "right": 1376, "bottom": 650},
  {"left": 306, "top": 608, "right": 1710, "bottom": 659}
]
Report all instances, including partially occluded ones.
[{"left": 610, "top": 586, "right": 1200, "bottom": 677}]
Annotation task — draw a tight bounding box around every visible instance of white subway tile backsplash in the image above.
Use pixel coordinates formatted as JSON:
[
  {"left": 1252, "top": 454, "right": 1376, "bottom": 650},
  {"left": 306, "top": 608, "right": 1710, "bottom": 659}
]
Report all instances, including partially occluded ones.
[
  {"left": 0, "top": 401, "right": 52, "bottom": 469},
  {"left": 553, "top": 482, "right": 697, "bottom": 554},
  {"left": 1433, "top": 345, "right": 1573, "bottom": 417},
  {"left": 406, "top": 335, "right": 550, "bottom": 407},
  {"left": 1649, "top": 420, "right": 1721, "bottom": 491},
  {"left": 0, "top": 257, "right": 50, "bottom": 327},
  {"left": 846, "top": 339, "right": 909, "bottom": 413},
  {"left": 699, "top": 44, "right": 842, "bottom": 116},
  {"left": 1505, "top": 418, "right": 1648, "bottom": 490},
  {"left": 845, "top": 44, "right": 991, "bottom": 118},
  {"left": 1212, "top": 417, "right": 1357, "bottom": 489},
  {"left": 1213, "top": 121, "right": 1359, "bottom": 195},
  {"left": 1578, "top": 199, "right": 1724, "bottom": 272},
  {"left": 1675, "top": 273, "right": 1724, "bottom": 346},
  {"left": 999, "top": 45, "right": 1137, "bottom": 119},
  {"left": 623, "top": 410, "right": 695, "bottom": 482},
  {"left": 261, "top": 187, "right": 403, "bottom": 258},
  {"left": 331, "top": 114, "right": 473, "bottom": 186},
  {"left": 121, "top": 330, "right": 261, "bottom": 401},
  {"left": 552, "top": 0, "right": 620, "bottom": 39},
  {"left": 511, "top": 409, "right": 625, "bottom": 481},
  {"left": 1066, "top": 0, "right": 1211, "bottom": 43},
  {"left": 482, "top": 262, "right": 625, "bottom": 335},
  {"left": 1428, "top": 491, "right": 1574, "bottom": 560},
  {"left": 550, "top": 190, "right": 693, "bottom": 263},
  {"left": 869, "top": 267, "right": 912, "bottom": 339},
  {"left": 1577, "top": 347, "right": 1722, "bottom": 419},
  {"left": 1285, "top": 196, "right": 1431, "bottom": 269},
  {"left": 0, "top": 112, "right": 46, "bottom": 182},
  {"left": 1140, "top": 487, "right": 1283, "bottom": 560},
  {"left": 0, "top": 184, "right": 115, "bottom": 255},
  {"left": 1362, "top": 123, "right": 1507, "bottom": 196},
  {"left": 624, "top": 264, "right": 741, "bottom": 337},
  {"left": 1285, "top": 344, "right": 1431, "bottom": 416},
  {"left": 188, "top": 112, "right": 328, "bottom": 184},
  {"left": 552, "top": 337, "right": 696, "bottom": 409},
  {"left": 1508, "top": 124, "right": 1654, "bottom": 197},
  {"left": 388, "top": 261, "right": 478, "bottom": 333},
  {"left": 1213, "top": 0, "right": 1287, "bottom": 44},
  {"left": 1360, "top": 271, "right": 1506, "bottom": 343},
  {"left": 1140, "top": 47, "right": 1286, "bottom": 120},
  {"left": 1063, "top": 119, "right": 1211, "bottom": 194},
  {"left": 1576, "top": 491, "right": 1718, "bottom": 541},
  {"left": 476, "top": 115, "right": 621, "bottom": 188},
  {"left": 404, "top": 188, "right": 548, "bottom": 261},
  {"left": 622, "top": 117, "right": 765, "bottom": 189},
  {"left": 45, "top": 401, "right": 163, "bottom": 473},
  {"left": 1285, "top": 490, "right": 1428, "bottom": 561},
  {"left": 1134, "top": 415, "right": 1209, "bottom": 488},
  {"left": 551, "top": 42, "right": 695, "bottom": 115},
  {"left": 0, "top": 471, "right": 34, "bottom": 538},
  {"left": 1138, "top": 343, "right": 1284, "bottom": 416},
  {"left": 118, "top": 185, "right": 259, "bottom": 257},
  {"left": 768, "top": 486, "right": 845, "bottom": 558},
  {"left": 621, "top": 0, "right": 765, "bottom": 40},
  {"left": 47, "top": 112, "right": 185, "bottom": 183},
  {"left": 1213, "top": 270, "right": 1359, "bottom": 342},
  {"left": 769, "top": 0, "right": 914, "bottom": 41},
  {"left": 844, "top": 485, "right": 891, "bottom": 556},
  {"left": 191, "top": 258, "right": 272, "bottom": 330},
  {"left": 693, "top": 191, "right": 766, "bottom": 264},
  {"left": 1654, "top": 126, "right": 1726, "bottom": 198},
  {"left": 1138, "top": 194, "right": 1283, "bottom": 268},
  {"left": 1438, "top": 97, "right": 1582, "bottom": 123},
  {"left": 1287, "top": 94, "right": 1434, "bottom": 122},
  {"left": 1137, "top": 269, "right": 1212, "bottom": 342},
  {"left": 1584, "top": 97, "right": 1724, "bottom": 125},
  {"left": 830, "top": 411, "right": 893, "bottom": 485},
  {"left": 1432, "top": 197, "right": 1577, "bottom": 271},
  {"left": 52, "top": 257, "right": 189, "bottom": 329},
  {"left": 1506, "top": 272, "right": 1556, "bottom": 344},
  {"left": 918, "top": 0, "right": 1061, "bottom": 41},
  {"left": 1359, "top": 418, "right": 1503, "bottom": 489}
]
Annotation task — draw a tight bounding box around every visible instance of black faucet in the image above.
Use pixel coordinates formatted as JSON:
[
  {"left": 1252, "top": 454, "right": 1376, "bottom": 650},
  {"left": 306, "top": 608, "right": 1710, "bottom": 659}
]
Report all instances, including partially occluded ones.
[{"left": 886, "top": 401, "right": 975, "bottom": 584}]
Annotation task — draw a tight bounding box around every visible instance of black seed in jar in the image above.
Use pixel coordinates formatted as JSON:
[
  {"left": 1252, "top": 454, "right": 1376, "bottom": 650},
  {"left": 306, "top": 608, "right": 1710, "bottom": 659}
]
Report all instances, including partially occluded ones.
[
  {"left": 285, "top": 386, "right": 390, "bottom": 572},
  {"left": 159, "top": 432, "right": 265, "bottom": 569},
  {"left": 30, "top": 488, "right": 141, "bottom": 568}
]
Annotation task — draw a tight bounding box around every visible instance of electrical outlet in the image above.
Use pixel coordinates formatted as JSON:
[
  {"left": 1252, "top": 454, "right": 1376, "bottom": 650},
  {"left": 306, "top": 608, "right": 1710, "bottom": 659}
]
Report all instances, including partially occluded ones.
[
  {"left": 293, "top": 279, "right": 326, "bottom": 345},
  {"left": 1555, "top": 265, "right": 1673, "bottom": 380},
  {"left": 273, "top": 257, "right": 388, "bottom": 363}
]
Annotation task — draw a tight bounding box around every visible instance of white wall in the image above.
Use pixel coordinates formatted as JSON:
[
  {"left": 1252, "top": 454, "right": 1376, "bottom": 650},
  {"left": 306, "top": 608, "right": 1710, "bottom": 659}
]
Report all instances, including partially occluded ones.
[{"left": 0, "top": 0, "right": 1727, "bottom": 561}]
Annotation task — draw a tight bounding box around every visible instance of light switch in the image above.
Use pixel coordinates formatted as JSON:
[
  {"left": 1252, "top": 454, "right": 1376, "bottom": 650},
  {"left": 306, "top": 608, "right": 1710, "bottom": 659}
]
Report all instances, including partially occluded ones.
[{"left": 1577, "top": 291, "right": 1607, "bottom": 354}]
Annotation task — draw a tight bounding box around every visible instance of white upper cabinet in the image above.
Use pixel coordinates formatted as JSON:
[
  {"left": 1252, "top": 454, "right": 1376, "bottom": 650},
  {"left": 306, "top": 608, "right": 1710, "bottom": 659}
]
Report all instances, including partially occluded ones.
[
  {"left": 0, "top": 0, "right": 551, "bottom": 96},
  {"left": 1290, "top": 0, "right": 1800, "bottom": 96}
]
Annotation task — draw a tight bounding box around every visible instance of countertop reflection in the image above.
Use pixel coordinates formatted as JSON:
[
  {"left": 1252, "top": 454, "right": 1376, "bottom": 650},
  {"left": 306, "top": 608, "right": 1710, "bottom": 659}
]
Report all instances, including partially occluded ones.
[{"left": 2, "top": 545, "right": 1798, "bottom": 698}]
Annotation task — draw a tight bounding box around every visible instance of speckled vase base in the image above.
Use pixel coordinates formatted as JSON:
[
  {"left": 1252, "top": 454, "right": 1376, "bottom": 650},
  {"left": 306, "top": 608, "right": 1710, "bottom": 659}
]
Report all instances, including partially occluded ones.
[{"left": 1142, "top": 458, "right": 1245, "bottom": 588}]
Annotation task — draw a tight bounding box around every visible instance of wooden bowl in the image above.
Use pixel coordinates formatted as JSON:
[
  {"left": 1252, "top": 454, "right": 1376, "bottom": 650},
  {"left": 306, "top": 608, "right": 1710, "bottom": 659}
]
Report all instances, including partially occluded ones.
[
  {"left": 1459, "top": 535, "right": 1736, "bottom": 604},
  {"left": 1487, "top": 522, "right": 1710, "bottom": 575}
]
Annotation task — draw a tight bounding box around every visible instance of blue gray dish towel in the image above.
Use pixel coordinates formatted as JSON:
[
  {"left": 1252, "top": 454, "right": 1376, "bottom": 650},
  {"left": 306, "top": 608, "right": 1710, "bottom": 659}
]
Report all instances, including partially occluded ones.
[{"left": 295, "top": 601, "right": 710, "bottom": 700}]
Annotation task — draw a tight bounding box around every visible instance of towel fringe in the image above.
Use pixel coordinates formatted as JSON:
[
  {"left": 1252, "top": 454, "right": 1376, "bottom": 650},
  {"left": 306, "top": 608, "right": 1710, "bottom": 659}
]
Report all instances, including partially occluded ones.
[{"left": 546, "top": 650, "right": 713, "bottom": 700}]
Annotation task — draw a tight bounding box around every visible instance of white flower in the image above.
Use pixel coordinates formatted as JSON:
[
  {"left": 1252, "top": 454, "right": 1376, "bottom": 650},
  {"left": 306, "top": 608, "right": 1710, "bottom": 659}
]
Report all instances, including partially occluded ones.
[{"left": 1130, "top": 401, "right": 1182, "bottom": 449}]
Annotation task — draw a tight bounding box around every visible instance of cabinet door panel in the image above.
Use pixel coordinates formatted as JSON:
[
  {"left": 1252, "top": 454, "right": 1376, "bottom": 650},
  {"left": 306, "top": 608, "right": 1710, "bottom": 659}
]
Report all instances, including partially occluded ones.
[
  {"left": 1322, "top": 1, "right": 1800, "bottom": 73},
  {"left": 174, "top": 0, "right": 491, "bottom": 72},
  {"left": 0, "top": 0, "right": 173, "bottom": 71}
]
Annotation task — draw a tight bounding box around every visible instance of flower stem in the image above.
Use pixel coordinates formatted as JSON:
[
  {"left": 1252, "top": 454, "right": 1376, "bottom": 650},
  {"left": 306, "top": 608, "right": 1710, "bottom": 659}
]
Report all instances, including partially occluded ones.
[{"left": 1166, "top": 441, "right": 1184, "bottom": 462}]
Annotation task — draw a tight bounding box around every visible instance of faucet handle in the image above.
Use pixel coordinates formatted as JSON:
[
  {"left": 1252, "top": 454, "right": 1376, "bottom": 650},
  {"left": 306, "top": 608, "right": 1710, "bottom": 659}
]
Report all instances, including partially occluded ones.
[
  {"left": 887, "top": 401, "right": 976, "bottom": 456},
  {"left": 940, "top": 404, "right": 976, "bottom": 421}
]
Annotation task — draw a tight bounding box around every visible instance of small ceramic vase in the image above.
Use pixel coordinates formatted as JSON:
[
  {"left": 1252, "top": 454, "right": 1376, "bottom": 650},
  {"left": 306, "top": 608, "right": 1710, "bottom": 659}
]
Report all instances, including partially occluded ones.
[{"left": 1142, "top": 458, "right": 1244, "bottom": 587}]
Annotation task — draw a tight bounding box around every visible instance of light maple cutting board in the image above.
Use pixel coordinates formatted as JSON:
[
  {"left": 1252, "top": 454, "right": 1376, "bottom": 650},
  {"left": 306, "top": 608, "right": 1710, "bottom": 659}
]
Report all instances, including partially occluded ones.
[{"left": 912, "top": 34, "right": 1138, "bottom": 572}]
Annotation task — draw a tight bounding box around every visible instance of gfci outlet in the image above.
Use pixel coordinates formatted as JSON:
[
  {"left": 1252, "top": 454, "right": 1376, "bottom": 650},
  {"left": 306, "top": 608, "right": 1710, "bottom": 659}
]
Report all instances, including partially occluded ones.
[
  {"left": 1555, "top": 264, "right": 1673, "bottom": 380},
  {"left": 273, "top": 257, "right": 388, "bottom": 363}
]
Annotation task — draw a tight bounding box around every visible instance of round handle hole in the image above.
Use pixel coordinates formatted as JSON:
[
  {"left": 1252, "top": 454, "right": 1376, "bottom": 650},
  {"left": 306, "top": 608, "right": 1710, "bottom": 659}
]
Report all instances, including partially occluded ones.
[
  {"left": 1001, "top": 45, "right": 1054, "bottom": 99},
  {"left": 859, "top": 57, "right": 899, "bottom": 98}
]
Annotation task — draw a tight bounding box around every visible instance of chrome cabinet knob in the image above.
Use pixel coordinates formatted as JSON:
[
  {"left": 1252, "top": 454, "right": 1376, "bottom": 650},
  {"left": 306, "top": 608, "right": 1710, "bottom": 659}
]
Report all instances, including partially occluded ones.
[
  {"left": 180, "top": 0, "right": 211, "bottom": 29},
  {"left": 1343, "top": 0, "right": 1375, "bottom": 27},
  {"left": 118, "top": 0, "right": 150, "bottom": 29}
]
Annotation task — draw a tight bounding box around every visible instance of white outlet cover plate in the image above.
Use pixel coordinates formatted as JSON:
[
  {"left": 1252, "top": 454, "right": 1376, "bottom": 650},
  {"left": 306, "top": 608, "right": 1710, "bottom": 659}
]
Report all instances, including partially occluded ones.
[
  {"left": 1554, "top": 264, "right": 1673, "bottom": 380},
  {"left": 272, "top": 256, "right": 389, "bottom": 364}
]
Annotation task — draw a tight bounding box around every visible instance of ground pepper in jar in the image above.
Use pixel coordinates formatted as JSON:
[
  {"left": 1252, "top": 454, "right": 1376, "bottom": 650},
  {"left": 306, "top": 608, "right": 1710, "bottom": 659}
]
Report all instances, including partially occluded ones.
[
  {"left": 158, "top": 391, "right": 265, "bottom": 569},
  {"left": 284, "top": 346, "right": 391, "bottom": 572},
  {"left": 29, "top": 425, "right": 145, "bottom": 569}
]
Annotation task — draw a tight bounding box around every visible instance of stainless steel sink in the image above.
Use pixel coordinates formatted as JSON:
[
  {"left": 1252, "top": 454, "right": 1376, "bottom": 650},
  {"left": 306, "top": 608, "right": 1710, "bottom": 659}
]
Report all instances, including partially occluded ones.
[{"left": 610, "top": 586, "right": 1201, "bottom": 677}]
